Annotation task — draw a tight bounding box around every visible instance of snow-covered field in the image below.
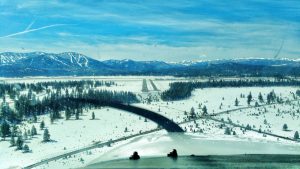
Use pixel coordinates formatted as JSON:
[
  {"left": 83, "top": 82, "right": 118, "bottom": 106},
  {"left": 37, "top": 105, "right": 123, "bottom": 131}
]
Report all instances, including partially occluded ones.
[
  {"left": 1, "top": 76, "right": 300, "bottom": 169},
  {"left": 0, "top": 108, "right": 157, "bottom": 169}
]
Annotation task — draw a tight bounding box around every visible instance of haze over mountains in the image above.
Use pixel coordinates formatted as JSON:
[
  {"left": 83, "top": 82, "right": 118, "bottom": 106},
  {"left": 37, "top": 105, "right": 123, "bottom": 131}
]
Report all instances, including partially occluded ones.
[{"left": 0, "top": 52, "right": 299, "bottom": 77}]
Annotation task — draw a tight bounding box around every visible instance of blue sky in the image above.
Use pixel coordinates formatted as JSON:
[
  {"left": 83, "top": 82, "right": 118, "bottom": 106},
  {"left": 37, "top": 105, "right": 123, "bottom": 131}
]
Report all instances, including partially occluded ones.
[{"left": 0, "top": 0, "right": 299, "bottom": 61}]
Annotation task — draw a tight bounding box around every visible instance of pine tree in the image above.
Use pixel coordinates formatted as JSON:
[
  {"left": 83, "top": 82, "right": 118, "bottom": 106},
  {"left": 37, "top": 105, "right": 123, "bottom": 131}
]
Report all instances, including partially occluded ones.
[
  {"left": 40, "top": 120, "right": 45, "bottom": 130},
  {"left": 1, "top": 121, "right": 10, "bottom": 140},
  {"left": 31, "top": 125, "right": 37, "bottom": 136},
  {"left": 27, "top": 129, "right": 31, "bottom": 138},
  {"left": 23, "top": 144, "right": 30, "bottom": 153},
  {"left": 202, "top": 106, "right": 207, "bottom": 115},
  {"left": 190, "top": 107, "right": 196, "bottom": 118},
  {"left": 258, "top": 92, "right": 264, "bottom": 103},
  {"left": 247, "top": 92, "right": 252, "bottom": 105},
  {"left": 246, "top": 124, "right": 251, "bottom": 130},
  {"left": 224, "top": 127, "right": 231, "bottom": 135},
  {"left": 294, "top": 131, "right": 299, "bottom": 140},
  {"left": 16, "top": 136, "right": 24, "bottom": 150},
  {"left": 75, "top": 109, "right": 80, "bottom": 120},
  {"left": 198, "top": 103, "right": 201, "bottom": 109},
  {"left": 65, "top": 109, "right": 71, "bottom": 120},
  {"left": 283, "top": 124, "right": 288, "bottom": 131},
  {"left": 43, "top": 129, "right": 50, "bottom": 142},
  {"left": 33, "top": 113, "right": 37, "bottom": 123},
  {"left": 92, "top": 112, "right": 95, "bottom": 120},
  {"left": 267, "top": 94, "right": 271, "bottom": 104},
  {"left": 235, "top": 98, "right": 239, "bottom": 106}
]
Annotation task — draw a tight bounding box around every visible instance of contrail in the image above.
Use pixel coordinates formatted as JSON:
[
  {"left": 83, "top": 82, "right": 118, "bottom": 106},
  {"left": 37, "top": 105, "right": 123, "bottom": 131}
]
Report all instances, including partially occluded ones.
[
  {"left": 274, "top": 39, "right": 284, "bottom": 58},
  {"left": 25, "top": 20, "right": 36, "bottom": 31},
  {"left": 0, "top": 24, "right": 69, "bottom": 38}
]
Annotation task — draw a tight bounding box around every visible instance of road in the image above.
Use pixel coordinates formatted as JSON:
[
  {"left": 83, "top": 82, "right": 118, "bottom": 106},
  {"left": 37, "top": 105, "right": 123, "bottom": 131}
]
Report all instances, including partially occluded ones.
[{"left": 23, "top": 128, "right": 162, "bottom": 169}]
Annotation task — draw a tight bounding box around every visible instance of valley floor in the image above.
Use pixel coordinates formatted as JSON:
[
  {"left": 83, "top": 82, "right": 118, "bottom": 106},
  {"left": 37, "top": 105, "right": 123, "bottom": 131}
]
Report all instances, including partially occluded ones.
[{"left": 0, "top": 76, "right": 300, "bottom": 169}]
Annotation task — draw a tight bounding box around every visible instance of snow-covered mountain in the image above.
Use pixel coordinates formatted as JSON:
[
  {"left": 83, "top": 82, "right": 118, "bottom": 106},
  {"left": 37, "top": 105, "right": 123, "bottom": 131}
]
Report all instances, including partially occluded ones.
[
  {"left": 103, "top": 59, "right": 181, "bottom": 72},
  {"left": 0, "top": 52, "right": 300, "bottom": 77},
  {"left": 178, "top": 58, "right": 300, "bottom": 67},
  {"left": 0, "top": 52, "right": 91, "bottom": 68},
  {"left": 0, "top": 52, "right": 27, "bottom": 65},
  {"left": 0, "top": 52, "right": 113, "bottom": 76}
]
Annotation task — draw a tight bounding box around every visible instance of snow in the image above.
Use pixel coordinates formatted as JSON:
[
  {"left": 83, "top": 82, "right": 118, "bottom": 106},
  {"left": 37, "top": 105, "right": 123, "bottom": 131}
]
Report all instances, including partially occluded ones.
[
  {"left": 89, "top": 132, "right": 300, "bottom": 164},
  {"left": 0, "top": 107, "right": 157, "bottom": 169},
  {"left": 1, "top": 76, "right": 300, "bottom": 169}
]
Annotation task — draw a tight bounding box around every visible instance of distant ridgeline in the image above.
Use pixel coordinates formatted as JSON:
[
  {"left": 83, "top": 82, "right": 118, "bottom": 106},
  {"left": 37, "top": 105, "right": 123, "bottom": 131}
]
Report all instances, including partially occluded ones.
[
  {"left": 0, "top": 80, "right": 139, "bottom": 124},
  {"left": 1, "top": 52, "right": 300, "bottom": 77},
  {"left": 161, "top": 79, "right": 300, "bottom": 101}
]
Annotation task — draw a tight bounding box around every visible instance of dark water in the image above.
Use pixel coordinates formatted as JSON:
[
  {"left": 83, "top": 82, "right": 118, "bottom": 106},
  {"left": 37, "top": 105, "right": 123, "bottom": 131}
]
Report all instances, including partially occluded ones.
[{"left": 83, "top": 154, "right": 300, "bottom": 169}]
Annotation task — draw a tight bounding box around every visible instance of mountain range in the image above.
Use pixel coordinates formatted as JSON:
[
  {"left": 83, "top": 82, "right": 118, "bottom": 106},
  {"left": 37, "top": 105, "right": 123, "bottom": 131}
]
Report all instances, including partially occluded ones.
[{"left": 0, "top": 52, "right": 300, "bottom": 77}]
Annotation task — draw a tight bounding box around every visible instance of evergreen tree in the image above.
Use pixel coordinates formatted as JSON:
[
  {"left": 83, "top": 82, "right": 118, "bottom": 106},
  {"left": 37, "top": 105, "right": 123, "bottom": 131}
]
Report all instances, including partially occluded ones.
[
  {"left": 247, "top": 92, "right": 252, "bottom": 105},
  {"left": 31, "top": 125, "right": 37, "bottom": 136},
  {"left": 246, "top": 124, "right": 251, "bottom": 130},
  {"left": 1, "top": 121, "right": 10, "bottom": 140},
  {"left": 224, "top": 127, "right": 231, "bottom": 135},
  {"left": 235, "top": 98, "right": 239, "bottom": 106},
  {"left": 258, "top": 92, "right": 264, "bottom": 103},
  {"left": 75, "top": 109, "right": 80, "bottom": 120},
  {"left": 23, "top": 144, "right": 30, "bottom": 153},
  {"left": 92, "top": 112, "right": 95, "bottom": 120},
  {"left": 190, "top": 107, "right": 196, "bottom": 118},
  {"left": 43, "top": 129, "right": 50, "bottom": 142},
  {"left": 16, "top": 136, "right": 23, "bottom": 150},
  {"left": 33, "top": 113, "right": 37, "bottom": 123},
  {"left": 65, "top": 108, "right": 71, "bottom": 120},
  {"left": 283, "top": 124, "right": 288, "bottom": 131},
  {"left": 40, "top": 120, "right": 45, "bottom": 130},
  {"left": 202, "top": 106, "right": 207, "bottom": 115},
  {"left": 294, "top": 131, "right": 299, "bottom": 140},
  {"left": 267, "top": 94, "right": 271, "bottom": 104}
]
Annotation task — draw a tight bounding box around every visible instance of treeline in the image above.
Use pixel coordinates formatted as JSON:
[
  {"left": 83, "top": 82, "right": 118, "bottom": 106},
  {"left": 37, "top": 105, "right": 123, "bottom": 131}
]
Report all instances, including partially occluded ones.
[
  {"left": 0, "top": 80, "right": 115, "bottom": 98},
  {"left": 2, "top": 89, "right": 138, "bottom": 123},
  {"left": 0, "top": 81, "right": 137, "bottom": 124},
  {"left": 161, "top": 79, "right": 300, "bottom": 101}
]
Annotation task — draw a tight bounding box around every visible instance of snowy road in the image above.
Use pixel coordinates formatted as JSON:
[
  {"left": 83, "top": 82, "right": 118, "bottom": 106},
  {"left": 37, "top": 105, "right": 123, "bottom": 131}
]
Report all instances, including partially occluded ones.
[{"left": 23, "top": 128, "right": 161, "bottom": 169}]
